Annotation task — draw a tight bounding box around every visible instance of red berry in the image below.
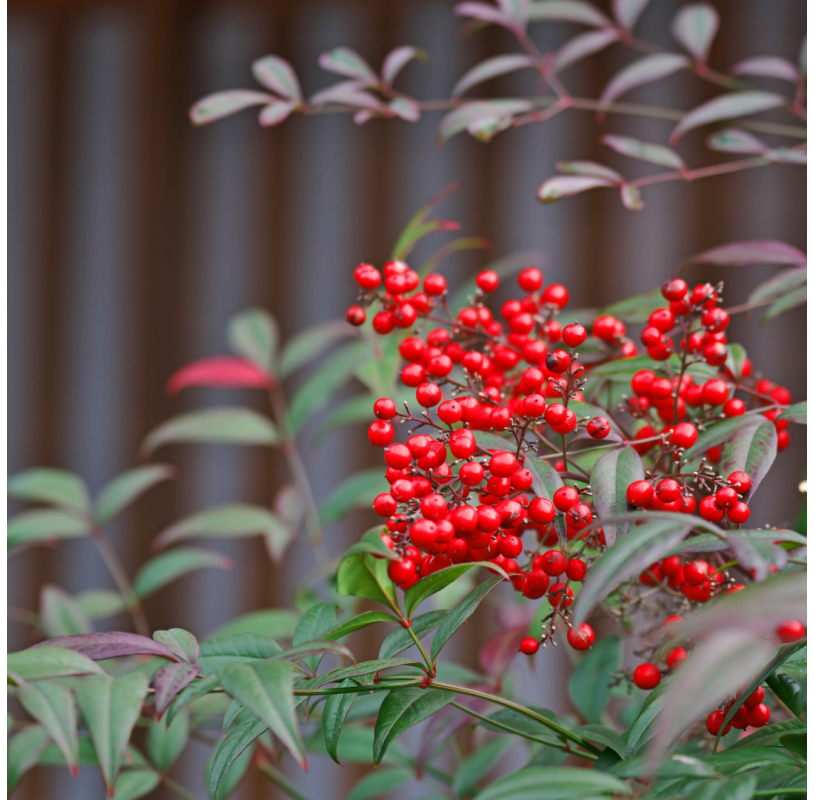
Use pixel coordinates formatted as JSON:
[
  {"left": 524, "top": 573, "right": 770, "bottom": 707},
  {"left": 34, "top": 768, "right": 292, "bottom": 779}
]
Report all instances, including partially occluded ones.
[
  {"left": 518, "top": 267, "right": 543, "bottom": 292},
  {"left": 449, "top": 429, "right": 477, "bottom": 459},
  {"left": 354, "top": 263, "right": 382, "bottom": 289},
  {"left": 562, "top": 323, "right": 587, "bottom": 348},
  {"left": 656, "top": 478, "right": 681, "bottom": 503},
  {"left": 776, "top": 620, "right": 806, "bottom": 643},
  {"left": 566, "top": 503, "right": 592, "bottom": 530},
  {"left": 393, "top": 303, "right": 418, "bottom": 328},
  {"left": 346, "top": 305, "right": 366, "bottom": 326},
  {"left": 424, "top": 273, "right": 447, "bottom": 296},
  {"left": 541, "top": 550, "right": 567, "bottom": 576},
  {"left": 566, "top": 558, "right": 587, "bottom": 581},
  {"left": 587, "top": 417, "right": 610, "bottom": 439},
  {"left": 407, "top": 434, "right": 433, "bottom": 458},
  {"left": 476, "top": 270, "right": 499, "bottom": 293},
  {"left": 499, "top": 534, "right": 523, "bottom": 559},
  {"left": 489, "top": 452, "right": 519, "bottom": 478},
  {"left": 666, "top": 647, "right": 687, "bottom": 670},
  {"left": 550, "top": 409, "right": 577, "bottom": 435},
  {"left": 384, "top": 444, "right": 412, "bottom": 470},
  {"left": 727, "top": 584, "right": 745, "bottom": 594},
  {"left": 670, "top": 422, "right": 698, "bottom": 449},
  {"left": 519, "top": 636, "right": 540, "bottom": 655},
  {"left": 545, "top": 350, "right": 571, "bottom": 374},
  {"left": 723, "top": 398, "right": 745, "bottom": 417},
  {"left": 703, "top": 341, "right": 728, "bottom": 367},
  {"left": 522, "top": 394, "right": 546, "bottom": 418},
  {"left": 416, "top": 382, "right": 442, "bottom": 407},
  {"left": 715, "top": 486, "right": 738, "bottom": 509},
  {"left": 593, "top": 315, "right": 618, "bottom": 343},
  {"left": 401, "top": 363, "right": 425, "bottom": 387},
  {"left": 745, "top": 703, "right": 770, "bottom": 728},
  {"left": 683, "top": 559, "right": 709, "bottom": 585},
  {"left": 699, "top": 495, "right": 725, "bottom": 523},
  {"left": 437, "top": 400, "right": 463, "bottom": 424},
  {"left": 567, "top": 623, "right": 595, "bottom": 650},
  {"left": 368, "top": 420, "right": 395, "bottom": 446},
  {"left": 544, "top": 403, "right": 567, "bottom": 427},
  {"left": 373, "top": 493, "right": 398, "bottom": 517},
  {"left": 542, "top": 284, "right": 569, "bottom": 308},
  {"left": 511, "top": 468, "right": 534, "bottom": 491},
  {"left": 626, "top": 480, "right": 654, "bottom": 508},
  {"left": 553, "top": 486, "right": 579, "bottom": 512},
  {"left": 388, "top": 557, "right": 417, "bottom": 584},
  {"left": 706, "top": 710, "right": 731, "bottom": 736},
  {"left": 528, "top": 497, "right": 556, "bottom": 524},
  {"left": 771, "top": 385, "right": 792, "bottom": 405},
  {"left": 632, "top": 663, "right": 661, "bottom": 690},
  {"left": 702, "top": 307, "right": 729, "bottom": 332},
  {"left": 702, "top": 379, "right": 729, "bottom": 406},
  {"left": 663, "top": 613, "right": 683, "bottom": 627},
  {"left": 427, "top": 354, "right": 453, "bottom": 377},
  {"left": 777, "top": 429, "right": 790, "bottom": 450},
  {"left": 661, "top": 278, "right": 688, "bottom": 302},
  {"left": 547, "top": 583, "right": 573, "bottom": 607},
  {"left": 648, "top": 308, "right": 675, "bottom": 333}
]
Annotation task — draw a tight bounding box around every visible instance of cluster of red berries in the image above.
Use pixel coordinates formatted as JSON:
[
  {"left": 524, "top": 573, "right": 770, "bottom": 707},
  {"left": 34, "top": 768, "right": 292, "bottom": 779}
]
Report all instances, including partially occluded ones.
[{"left": 346, "top": 260, "right": 796, "bottom": 668}]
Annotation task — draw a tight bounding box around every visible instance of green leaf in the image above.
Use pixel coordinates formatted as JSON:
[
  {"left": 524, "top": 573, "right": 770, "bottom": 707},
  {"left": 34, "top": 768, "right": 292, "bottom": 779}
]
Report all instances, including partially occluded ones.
[
  {"left": 141, "top": 407, "right": 279, "bottom": 454},
  {"left": 280, "top": 321, "right": 353, "bottom": 378},
  {"left": 208, "top": 716, "right": 267, "bottom": 800},
  {"left": 779, "top": 401, "right": 806, "bottom": 424},
  {"left": 405, "top": 564, "right": 500, "bottom": 620},
  {"left": 589, "top": 447, "right": 644, "bottom": 546},
  {"left": 431, "top": 576, "right": 502, "bottom": 661},
  {"left": 296, "top": 658, "right": 419, "bottom": 691},
  {"left": 227, "top": 308, "right": 278, "bottom": 375},
  {"left": 291, "top": 603, "right": 337, "bottom": 672},
  {"left": 624, "top": 677, "right": 671, "bottom": 756},
  {"left": 453, "top": 737, "right": 510, "bottom": 797},
  {"left": 154, "top": 504, "right": 289, "bottom": 550},
  {"left": 319, "top": 470, "right": 388, "bottom": 525},
  {"left": 197, "top": 634, "right": 282, "bottom": 675},
  {"left": 323, "top": 678, "right": 365, "bottom": 765},
  {"left": 473, "top": 766, "right": 630, "bottom": 800},
  {"left": 671, "top": 2, "right": 719, "bottom": 62},
  {"left": 8, "top": 468, "right": 90, "bottom": 513},
  {"left": 577, "top": 724, "right": 626, "bottom": 757},
  {"left": 379, "top": 610, "right": 448, "bottom": 659},
  {"left": 74, "top": 590, "right": 126, "bottom": 620},
  {"left": 133, "top": 547, "right": 232, "bottom": 598},
  {"left": 163, "top": 673, "right": 220, "bottom": 726},
  {"left": 8, "top": 509, "right": 88, "bottom": 550},
  {"left": 569, "top": 636, "right": 622, "bottom": 723},
  {"left": 524, "top": 456, "right": 567, "bottom": 540},
  {"left": 730, "top": 718, "right": 805, "bottom": 749},
  {"left": 601, "top": 135, "right": 686, "bottom": 171},
  {"left": 287, "top": 340, "right": 372, "bottom": 433},
  {"left": 719, "top": 417, "right": 777, "bottom": 499},
  {"left": 147, "top": 711, "right": 189, "bottom": 772},
  {"left": 684, "top": 416, "right": 763, "bottom": 459},
  {"left": 347, "top": 768, "right": 412, "bottom": 800},
  {"left": 8, "top": 724, "right": 50, "bottom": 791},
  {"left": 670, "top": 91, "right": 785, "bottom": 144},
  {"left": 75, "top": 672, "right": 150, "bottom": 795},
  {"left": 343, "top": 527, "right": 401, "bottom": 561},
  {"left": 153, "top": 629, "right": 199, "bottom": 665},
  {"left": 205, "top": 609, "right": 299, "bottom": 642},
  {"left": 337, "top": 553, "right": 398, "bottom": 610},
  {"left": 94, "top": 466, "right": 174, "bottom": 526},
  {"left": 17, "top": 680, "right": 79, "bottom": 775},
  {"left": 314, "top": 394, "right": 377, "bottom": 443},
  {"left": 390, "top": 184, "right": 459, "bottom": 260},
  {"left": 373, "top": 687, "right": 454, "bottom": 765},
  {"left": 573, "top": 517, "right": 695, "bottom": 626},
  {"left": 324, "top": 611, "right": 399, "bottom": 641},
  {"left": 748, "top": 265, "right": 807, "bottom": 304},
  {"left": 599, "top": 288, "right": 666, "bottom": 324},
  {"left": 8, "top": 645, "right": 105, "bottom": 681},
  {"left": 40, "top": 585, "right": 93, "bottom": 637},
  {"left": 219, "top": 661, "right": 307, "bottom": 768},
  {"left": 110, "top": 768, "right": 161, "bottom": 800},
  {"left": 763, "top": 284, "right": 806, "bottom": 322}
]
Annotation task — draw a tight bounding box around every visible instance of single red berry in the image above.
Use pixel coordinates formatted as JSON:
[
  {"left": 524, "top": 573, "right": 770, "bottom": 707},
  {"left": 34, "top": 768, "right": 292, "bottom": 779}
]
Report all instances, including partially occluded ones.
[
  {"left": 400, "top": 363, "right": 425, "bottom": 387},
  {"left": 406, "top": 434, "right": 433, "bottom": 458},
  {"left": 368, "top": 420, "right": 395, "bottom": 446},
  {"left": 648, "top": 308, "right": 675, "bottom": 333},
  {"left": 528, "top": 497, "right": 556, "bottom": 524},
  {"left": 541, "top": 549, "right": 567, "bottom": 576},
  {"left": 706, "top": 710, "right": 731, "bottom": 736},
  {"left": 544, "top": 403, "right": 567, "bottom": 427},
  {"left": 393, "top": 303, "right": 418, "bottom": 328},
  {"left": 776, "top": 620, "right": 806, "bottom": 643},
  {"left": 715, "top": 486, "right": 739, "bottom": 509},
  {"left": 662, "top": 559, "right": 683, "bottom": 580},
  {"left": 476, "top": 270, "right": 499, "bottom": 293},
  {"left": 420, "top": 493, "right": 448, "bottom": 521},
  {"left": 391, "top": 479, "right": 416, "bottom": 503},
  {"left": 373, "top": 493, "right": 397, "bottom": 517},
  {"left": 566, "top": 503, "right": 592, "bottom": 530},
  {"left": 666, "top": 647, "right": 687, "bottom": 670},
  {"left": 518, "top": 267, "right": 543, "bottom": 292},
  {"left": 499, "top": 534, "right": 523, "bottom": 559},
  {"left": 656, "top": 478, "right": 682, "bottom": 503},
  {"left": 562, "top": 323, "right": 587, "bottom": 348},
  {"left": 354, "top": 263, "right": 382, "bottom": 289},
  {"left": 640, "top": 326, "right": 663, "bottom": 347},
  {"left": 388, "top": 557, "right": 417, "bottom": 584},
  {"left": 547, "top": 583, "right": 573, "bottom": 607},
  {"left": 649, "top": 378, "right": 673, "bottom": 399},
  {"left": 522, "top": 393, "right": 546, "bottom": 418},
  {"left": 702, "top": 307, "right": 729, "bottom": 332},
  {"left": 777, "top": 429, "right": 790, "bottom": 450},
  {"left": 489, "top": 452, "right": 519, "bottom": 477},
  {"left": 374, "top": 398, "right": 397, "bottom": 420},
  {"left": 683, "top": 559, "right": 709, "bottom": 586},
  {"left": 626, "top": 480, "right": 654, "bottom": 508},
  {"left": 384, "top": 443, "right": 412, "bottom": 470},
  {"left": 771, "top": 385, "right": 792, "bottom": 405},
  {"left": 449, "top": 429, "right": 477, "bottom": 459},
  {"left": 545, "top": 350, "right": 571, "bottom": 374},
  {"left": 567, "top": 623, "right": 595, "bottom": 651},
  {"left": 699, "top": 495, "right": 725, "bottom": 522},
  {"left": 587, "top": 417, "right": 610, "bottom": 439},
  {"left": 723, "top": 398, "right": 745, "bottom": 417},
  {"left": 346, "top": 305, "right": 367, "bottom": 326},
  {"left": 565, "top": 558, "right": 587, "bottom": 581},
  {"left": 427, "top": 354, "right": 453, "bottom": 377},
  {"left": 670, "top": 422, "right": 698, "bottom": 449},
  {"left": 542, "top": 284, "right": 569, "bottom": 308},
  {"left": 553, "top": 486, "right": 580, "bottom": 512},
  {"left": 702, "top": 379, "right": 729, "bottom": 406},
  {"left": 519, "top": 636, "right": 540, "bottom": 655},
  {"left": 727, "top": 471, "right": 751, "bottom": 494},
  {"left": 703, "top": 341, "right": 728, "bottom": 367},
  {"left": 632, "top": 663, "right": 661, "bottom": 690},
  {"left": 593, "top": 315, "right": 618, "bottom": 343},
  {"left": 373, "top": 311, "right": 395, "bottom": 335},
  {"left": 437, "top": 399, "right": 462, "bottom": 424},
  {"left": 550, "top": 409, "right": 577, "bottom": 435},
  {"left": 511, "top": 468, "right": 534, "bottom": 491},
  {"left": 661, "top": 278, "right": 688, "bottom": 302},
  {"left": 744, "top": 703, "right": 770, "bottom": 728},
  {"left": 416, "top": 382, "right": 442, "bottom": 407},
  {"left": 424, "top": 273, "right": 447, "bottom": 296},
  {"left": 663, "top": 613, "right": 683, "bottom": 627}
]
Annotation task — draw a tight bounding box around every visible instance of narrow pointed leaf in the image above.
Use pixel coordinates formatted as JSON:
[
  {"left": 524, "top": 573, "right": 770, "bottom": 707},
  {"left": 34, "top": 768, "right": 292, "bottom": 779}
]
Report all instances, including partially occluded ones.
[
  {"left": 31, "top": 632, "right": 180, "bottom": 663},
  {"left": 323, "top": 678, "right": 366, "bottom": 764},
  {"left": 75, "top": 672, "right": 150, "bottom": 796},
  {"left": 671, "top": 3, "right": 719, "bottom": 62},
  {"left": 612, "top": 0, "right": 651, "bottom": 30},
  {"left": 74, "top": 590, "right": 126, "bottom": 620},
  {"left": 590, "top": 447, "right": 644, "bottom": 546},
  {"left": 763, "top": 285, "right": 806, "bottom": 321},
  {"left": 684, "top": 239, "right": 807, "bottom": 268},
  {"left": 279, "top": 320, "right": 353, "bottom": 378},
  {"left": 8, "top": 468, "right": 90, "bottom": 513},
  {"left": 153, "top": 629, "right": 199, "bottom": 665},
  {"left": 252, "top": 56, "right": 302, "bottom": 102},
  {"left": 602, "top": 134, "right": 686, "bottom": 170},
  {"left": 454, "top": 1, "right": 516, "bottom": 29},
  {"left": 473, "top": 766, "right": 630, "bottom": 800},
  {"left": 568, "top": 636, "right": 621, "bottom": 723},
  {"left": 748, "top": 266, "right": 807, "bottom": 305},
  {"left": 670, "top": 91, "right": 786, "bottom": 144},
  {"left": 382, "top": 46, "right": 425, "bottom": 86},
  {"left": 600, "top": 54, "right": 689, "bottom": 106},
  {"left": 431, "top": 577, "right": 502, "bottom": 660},
  {"left": 296, "top": 658, "right": 419, "bottom": 691},
  {"left": 197, "top": 634, "right": 283, "bottom": 674},
  {"left": 190, "top": 90, "right": 276, "bottom": 125},
  {"left": 344, "top": 528, "right": 401, "bottom": 561},
  {"left": 379, "top": 610, "right": 449, "bottom": 659},
  {"left": 324, "top": 611, "right": 399, "bottom": 641},
  {"left": 153, "top": 663, "right": 201, "bottom": 719},
  {"left": 625, "top": 677, "right": 670, "bottom": 756},
  {"left": 453, "top": 54, "right": 534, "bottom": 96},
  {"left": 94, "top": 466, "right": 174, "bottom": 526},
  {"left": 8, "top": 725, "right": 50, "bottom": 791},
  {"left": 40, "top": 585, "right": 93, "bottom": 637},
  {"left": 558, "top": 160, "right": 624, "bottom": 182},
  {"left": 538, "top": 175, "right": 616, "bottom": 203},
  {"left": 554, "top": 28, "right": 620, "bottom": 73},
  {"left": 719, "top": 417, "right": 777, "bottom": 499},
  {"left": 405, "top": 563, "right": 506, "bottom": 619},
  {"left": 166, "top": 357, "right": 271, "bottom": 395},
  {"left": 528, "top": 1, "right": 612, "bottom": 27},
  {"left": 373, "top": 687, "right": 454, "bottom": 765},
  {"left": 8, "top": 509, "right": 88, "bottom": 549},
  {"left": 706, "top": 128, "right": 768, "bottom": 154},
  {"left": 337, "top": 553, "right": 398, "bottom": 610},
  {"left": 438, "top": 100, "right": 531, "bottom": 143},
  {"left": 227, "top": 308, "right": 279, "bottom": 375},
  {"left": 17, "top": 680, "right": 79, "bottom": 775},
  {"left": 8, "top": 646, "right": 105, "bottom": 681},
  {"left": 147, "top": 711, "right": 189, "bottom": 773},
  {"left": 209, "top": 716, "right": 268, "bottom": 800},
  {"left": 731, "top": 55, "right": 799, "bottom": 82},
  {"left": 141, "top": 407, "right": 279, "bottom": 454},
  {"left": 683, "top": 415, "right": 760, "bottom": 459},
  {"left": 258, "top": 99, "right": 296, "bottom": 127},
  {"left": 318, "top": 47, "right": 379, "bottom": 85},
  {"left": 134, "top": 547, "right": 232, "bottom": 598},
  {"left": 452, "top": 739, "right": 511, "bottom": 797},
  {"left": 572, "top": 517, "right": 695, "bottom": 626},
  {"left": 219, "top": 661, "right": 307, "bottom": 768},
  {"left": 779, "top": 401, "right": 806, "bottom": 424}
]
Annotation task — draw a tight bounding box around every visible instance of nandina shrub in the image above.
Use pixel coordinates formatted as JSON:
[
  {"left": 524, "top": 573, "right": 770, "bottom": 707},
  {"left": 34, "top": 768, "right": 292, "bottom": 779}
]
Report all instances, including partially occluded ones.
[{"left": 8, "top": 2, "right": 806, "bottom": 799}]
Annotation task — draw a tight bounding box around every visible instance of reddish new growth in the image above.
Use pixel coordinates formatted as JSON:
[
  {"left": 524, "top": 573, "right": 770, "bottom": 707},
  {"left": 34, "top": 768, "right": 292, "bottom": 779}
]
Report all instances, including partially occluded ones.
[{"left": 346, "top": 260, "right": 796, "bottom": 676}]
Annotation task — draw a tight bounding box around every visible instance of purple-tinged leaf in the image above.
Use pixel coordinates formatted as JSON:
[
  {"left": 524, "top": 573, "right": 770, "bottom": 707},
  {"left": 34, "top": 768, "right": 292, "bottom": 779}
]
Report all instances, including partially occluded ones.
[
  {"left": 153, "top": 629, "right": 199, "bottom": 665},
  {"left": 612, "top": 0, "right": 651, "bottom": 31},
  {"left": 251, "top": 56, "right": 302, "bottom": 103},
  {"left": 498, "top": 0, "right": 532, "bottom": 26},
  {"left": 553, "top": 28, "right": 620, "bottom": 73},
  {"left": 153, "top": 663, "right": 201, "bottom": 719},
  {"left": 529, "top": 1, "right": 612, "bottom": 28},
  {"left": 389, "top": 96, "right": 420, "bottom": 122},
  {"left": 725, "top": 534, "right": 787, "bottom": 581},
  {"left": 669, "top": 91, "right": 786, "bottom": 144},
  {"left": 453, "top": 54, "right": 535, "bottom": 97},
  {"left": 318, "top": 47, "right": 379, "bottom": 86},
  {"left": 381, "top": 46, "right": 426, "bottom": 87},
  {"left": 720, "top": 417, "right": 777, "bottom": 500},
  {"left": 308, "top": 81, "right": 384, "bottom": 112},
  {"left": 731, "top": 55, "right": 799, "bottom": 83},
  {"left": 602, "top": 134, "right": 686, "bottom": 170},
  {"left": 454, "top": 1, "right": 517, "bottom": 30},
  {"left": 438, "top": 100, "right": 532, "bottom": 143},
  {"left": 589, "top": 447, "right": 644, "bottom": 547},
  {"left": 671, "top": 3, "right": 719, "bottom": 63},
  {"left": 258, "top": 101, "right": 297, "bottom": 127},
  {"left": 538, "top": 174, "right": 616, "bottom": 203},
  {"left": 684, "top": 239, "right": 807, "bottom": 268},
  {"left": 558, "top": 160, "right": 624, "bottom": 182},
  {"left": 767, "top": 147, "right": 807, "bottom": 165},
  {"left": 31, "top": 632, "right": 181, "bottom": 663},
  {"left": 599, "top": 53, "right": 690, "bottom": 106},
  {"left": 748, "top": 266, "right": 807, "bottom": 305},
  {"left": 705, "top": 128, "right": 768, "bottom": 154},
  {"left": 190, "top": 90, "right": 276, "bottom": 126}
]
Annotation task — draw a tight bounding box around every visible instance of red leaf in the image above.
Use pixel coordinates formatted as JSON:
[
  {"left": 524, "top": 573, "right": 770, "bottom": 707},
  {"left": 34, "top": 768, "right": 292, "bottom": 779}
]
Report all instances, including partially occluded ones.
[{"left": 166, "top": 357, "right": 272, "bottom": 396}]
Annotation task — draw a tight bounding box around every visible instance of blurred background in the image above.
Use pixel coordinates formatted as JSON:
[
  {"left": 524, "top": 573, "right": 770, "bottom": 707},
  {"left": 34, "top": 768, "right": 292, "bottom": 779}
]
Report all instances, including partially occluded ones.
[{"left": 8, "top": 0, "right": 805, "bottom": 797}]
